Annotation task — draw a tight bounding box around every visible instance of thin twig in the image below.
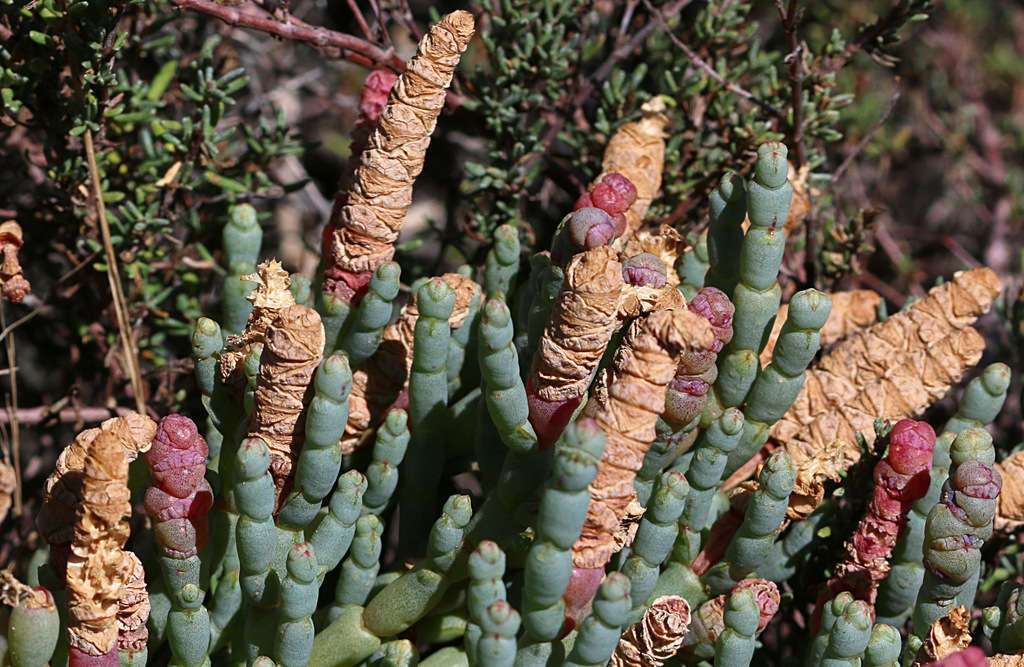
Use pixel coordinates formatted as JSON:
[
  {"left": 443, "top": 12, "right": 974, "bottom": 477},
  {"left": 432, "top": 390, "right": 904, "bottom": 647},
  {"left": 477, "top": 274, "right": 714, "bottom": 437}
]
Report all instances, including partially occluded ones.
[
  {"left": 171, "top": 0, "right": 405, "bottom": 72},
  {"left": 644, "top": 0, "right": 784, "bottom": 120},
  {"left": 84, "top": 129, "right": 147, "bottom": 416},
  {"left": 345, "top": 0, "right": 375, "bottom": 42},
  {"left": 0, "top": 405, "right": 133, "bottom": 425},
  {"left": 1, "top": 306, "right": 20, "bottom": 517},
  {"left": 776, "top": 0, "right": 806, "bottom": 167},
  {"left": 0, "top": 305, "right": 41, "bottom": 347},
  {"left": 832, "top": 90, "right": 900, "bottom": 183}
]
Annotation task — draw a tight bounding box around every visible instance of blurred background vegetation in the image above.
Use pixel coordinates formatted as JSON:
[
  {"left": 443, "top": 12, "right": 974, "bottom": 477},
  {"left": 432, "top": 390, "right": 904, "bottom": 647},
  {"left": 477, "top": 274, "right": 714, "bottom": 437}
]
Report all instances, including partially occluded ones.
[{"left": 0, "top": 0, "right": 1021, "bottom": 607}]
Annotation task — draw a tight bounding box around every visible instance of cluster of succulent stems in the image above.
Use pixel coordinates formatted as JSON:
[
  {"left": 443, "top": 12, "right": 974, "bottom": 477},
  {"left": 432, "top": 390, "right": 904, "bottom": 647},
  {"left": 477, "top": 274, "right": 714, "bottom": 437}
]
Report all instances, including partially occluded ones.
[{"left": 2, "top": 9, "right": 1018, "bottom": 667}]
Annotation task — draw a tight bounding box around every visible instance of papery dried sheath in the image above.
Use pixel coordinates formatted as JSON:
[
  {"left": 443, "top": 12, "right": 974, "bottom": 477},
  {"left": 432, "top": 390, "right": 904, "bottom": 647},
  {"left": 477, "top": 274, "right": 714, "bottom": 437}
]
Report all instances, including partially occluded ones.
[
  {"left": 247, "top": 303, "right": 325, "bottom": 499},
  {"left": 598, "top": 98, "right": 668, "bottom": 244},
  {"left": 326, "top": 11, "right": 475, "bottom": 297},
  {"left": 0, "top": 220, "right": 31, "bottom": 302},
  {"left": 527, "top": 246, "right": 626, "bottom": 448},
  {"left": 65, "top": 431, "right": 133, "bottom": 657},
  {"left": 782, "top": 325, "right": 986, "bottom": 488},
  {"left": 39, "top": 413, "right": 156, "bottom": 549},
  {"left": 220, "top": 259, "right": 296, "bottom": 391},
  {"left": 572, "top": 308, "right": 713, "bottom": 571},
  {"left": 612, "top": 595, "right": 691, "bottom": 667},
  {"left": 775, "top": 268, "right": 1001, "bottom": 477}
]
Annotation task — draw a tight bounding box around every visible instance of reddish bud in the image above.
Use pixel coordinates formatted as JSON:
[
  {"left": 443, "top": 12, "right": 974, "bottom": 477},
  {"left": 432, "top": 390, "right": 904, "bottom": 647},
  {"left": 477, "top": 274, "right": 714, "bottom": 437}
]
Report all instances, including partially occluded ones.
[
  {"left": 359, "top": 70, "right": 398, "bottom": 122},
  {"left": 600, "top": 173, "right": 637, "bottom": 208},
  {"left": 146, "top": 414, "right": 208, "bottom": 499},
  {"left": 733, "top": 579, "right": 780, "bottom": 632},
  {"left": 622, "top": 253, "right": 668, "bottom": 288},
  {"left": 568, "top": 207, "right": 617, "bottom": 249},
  {"left": 888, "top": 419, "right": 936, "bottom": 475},
  {"left": 574, "top": 192, "right": 594, "bottom": 210},
  {"left": 526, "top": 376, "right": 584, "bottom": 450},
  {"left": 687, "top": 287, "right": 735, "bottom": 352},
  {"left": 590, "top": 182, "right": 630, "bottom": 216}
]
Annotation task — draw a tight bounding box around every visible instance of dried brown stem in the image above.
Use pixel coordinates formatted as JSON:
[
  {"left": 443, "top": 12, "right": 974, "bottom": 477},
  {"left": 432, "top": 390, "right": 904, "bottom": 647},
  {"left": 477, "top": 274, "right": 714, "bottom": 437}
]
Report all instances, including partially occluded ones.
[{"left": 171, "top": 0, "right": 405, "bottom": 71}]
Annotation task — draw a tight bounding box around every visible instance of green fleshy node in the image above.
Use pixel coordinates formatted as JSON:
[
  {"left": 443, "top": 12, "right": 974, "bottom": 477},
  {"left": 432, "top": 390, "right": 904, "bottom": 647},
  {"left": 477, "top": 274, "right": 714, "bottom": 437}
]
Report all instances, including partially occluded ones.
[
  {"left": 714, "top": 587, "right": 759, "bottom": 667},
  {"left": 522, "top": 419, "right": 605, "bottom": 641},
  {"left": 221, "top": 203, "right": 261, "bottom": 335},
  {"left": 399, "top": 278, "right": 455, "bottom": 555},
  {"left": 478, "top": 298, "right": 538, "bottom": 455},
  {"left": 447, "top": 282, "right": 482, "bottom": 395},
  {"left": 726, "top": 288, "right": 830, "bottom": 474},
  {"left": 863, "top": 624, "right": 901, "bottom": 667},
  {"left": 705, "top": 173, "right": 746, "bottom": 295},
  {"left": 6, "top": 591, "right": 60, "bottom": 667},
  {"left": 339, "top": 262, "right": 401, "bottom": 369},
  {"left": 677, "top": 229, "right": 709, "bottom": 289},
  {"left": 277, "top": 353, "right": 353, "bottom": 529},
  {"left": 309, "top": 470, "right": 367, "bottom": 575},
  {"left": 485, "top": 224, "right": 521, "bottom": 298},
  {"left": 363, "top": 496, "right": 473, "bottom": 637},
  {"left": 623, "top": 471, "right": 689, "bottom": 620},
  {"left": 682, "top": 408, "right": 743, "bottom": 532},
  {"left": 466, "top": 541, "right": 508, "bottom": 664},
  {"left": 475, "top": 601, "right": 520, "bottom": 667},
  {"left": 702, "top": 449, "right": 795, "bottom": 595},
  {"left": 563, "top": 573, "right": 631, "bottom": 667},
  {"left": 363, "top": 409, "right": 411, "bottom": 515}
]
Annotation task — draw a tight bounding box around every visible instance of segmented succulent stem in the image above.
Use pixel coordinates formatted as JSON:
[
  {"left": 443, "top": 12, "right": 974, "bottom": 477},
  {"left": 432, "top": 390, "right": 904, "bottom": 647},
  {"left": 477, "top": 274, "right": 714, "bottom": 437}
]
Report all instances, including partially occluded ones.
[
  {"left": 361, "top": 409, "right": 410, "bottom": 515},
  {"left": 563, "top": 573, "right": 631, "bottom": 667},
  {"left": 339, "top": 262, "right": 401, "bottom": 368},
  {"left": 702, "top": 450, "right": 796, "bottom": 595}
]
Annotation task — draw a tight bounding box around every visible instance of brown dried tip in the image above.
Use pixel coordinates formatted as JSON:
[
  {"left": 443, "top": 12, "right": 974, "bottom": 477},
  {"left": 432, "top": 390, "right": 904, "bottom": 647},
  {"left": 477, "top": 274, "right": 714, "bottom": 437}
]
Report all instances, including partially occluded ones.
[
  {"left": 994, "top": 451, "right": 1024, "bottom": 532},
  {"left": 916, "top": 606, "right": 971, "bottom": 665},
  {"left": 38, "top": 413, "right": 157, "bottom": 546},
  {"left": 572, "top": 308, "right": 713, "bottom": 569},
  {"left": 0, "top": 571, "right": 52, "bottom": 610},
  {"left": 600, "top": 98, "right": 668, "bottom": 246},
  {"left": 329, "top": 11, "right": 475, "bottom": 282},
  {"left": 0, "top": 460, "right": 14, "bottom": 525},
  {"left": 247, "top": 304, "right": 325, "bottom": 500},
  {"left": 117, "top": 553, "right": 150, "bottom": 653},
  {"left": 611, "top": 595, "right": 691, "bottom": 667},
  {"left": 772, "top": 268, "right": 1000, "bottom": 503},
  {"left": 759, "top": 289, "right": 882, "bottom": 367},
  {"left": 0, "top": 220, "right": 31, "bottom": 303},
  {"left": 531, "top": 246, "right": 625, "bottom": 404},
  {"left": 342, "top": 273, "right": 479, "bottom": 453},
  {"left": 989, "top": 654, "right": 1024, "bottom": 666},
  {"left": 221, "top": 259, "right": 296, "bottom": 391},
  {"left": 66, "top": 430, "right": 134, "bottom": 657}
]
